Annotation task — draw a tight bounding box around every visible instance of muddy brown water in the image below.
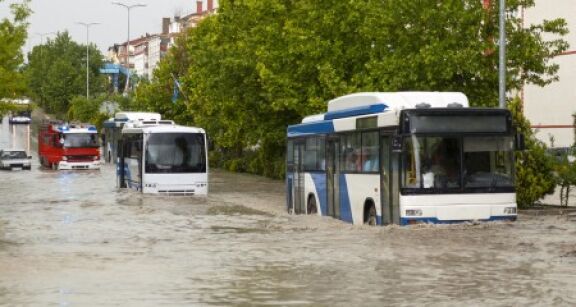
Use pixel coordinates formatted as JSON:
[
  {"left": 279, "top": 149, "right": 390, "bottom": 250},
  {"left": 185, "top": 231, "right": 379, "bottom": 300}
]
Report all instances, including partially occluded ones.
[{"left": 1, "top": 117, "right": 576, "bottom": 306}]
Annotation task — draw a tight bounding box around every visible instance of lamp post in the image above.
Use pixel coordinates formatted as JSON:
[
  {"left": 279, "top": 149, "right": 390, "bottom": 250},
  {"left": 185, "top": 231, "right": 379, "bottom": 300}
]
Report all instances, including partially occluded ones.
[
  {"left": 77, "top": 22, "right": 100, "bottom": 100},
  {"left": 112, "top": 2, "right": 146, "bottom": 95},
  {"left": 498, "top": 0, "right": 506, "bottom": 108}
]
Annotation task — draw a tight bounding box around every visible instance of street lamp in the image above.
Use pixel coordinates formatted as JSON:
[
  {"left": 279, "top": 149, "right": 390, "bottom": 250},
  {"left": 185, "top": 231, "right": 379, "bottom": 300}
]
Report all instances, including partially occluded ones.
[
  {"left": 77, "top": 22, "right": 100, "bottom": 100},
  {"left": 112, "top": 2, "right": 146, "bottom": 95}
]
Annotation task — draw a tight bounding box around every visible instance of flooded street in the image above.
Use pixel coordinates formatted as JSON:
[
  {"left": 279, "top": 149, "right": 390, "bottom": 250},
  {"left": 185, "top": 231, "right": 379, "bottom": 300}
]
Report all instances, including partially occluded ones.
[{"left": 1, "top": 116, "right": 576, "bottom": 306}]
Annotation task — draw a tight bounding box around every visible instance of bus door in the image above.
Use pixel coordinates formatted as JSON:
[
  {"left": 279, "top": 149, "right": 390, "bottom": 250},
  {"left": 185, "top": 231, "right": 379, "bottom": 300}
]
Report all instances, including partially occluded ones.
[
  {"left": 326, "top": 137, "right": 340, "bottom": 218},
  {"left": 382, "top": 134, "right": 401, "bottom": 225},
  {"left": 380, "top": 134, "right": 397, "bottom": 225},
  {"left": 292, "top": 140, "right": 306, "bottom": 214}
]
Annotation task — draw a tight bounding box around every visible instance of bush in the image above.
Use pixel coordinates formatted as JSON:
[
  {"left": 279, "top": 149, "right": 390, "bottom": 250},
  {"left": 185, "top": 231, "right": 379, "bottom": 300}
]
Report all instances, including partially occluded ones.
[{"left": 508, "top": 97, "right": 556, "bottom": 208}]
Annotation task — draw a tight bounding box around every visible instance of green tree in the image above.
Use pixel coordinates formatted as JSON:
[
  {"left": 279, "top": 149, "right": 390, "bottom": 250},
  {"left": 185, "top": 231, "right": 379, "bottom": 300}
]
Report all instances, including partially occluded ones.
[
  {"left": 136, "top": 0, "right": 568, "bottom": 179},
  {"left": 554, "top": 152, "right": 576, "bottom": 207},
  {"left": 25, "top": 31, "right": 105, "bottom": 116},
  {"left": 508, "top": 97, "right": 556, "bottom": 208},
  {"left": 0, "top": 0, "right": 31, "bottom": 116}
]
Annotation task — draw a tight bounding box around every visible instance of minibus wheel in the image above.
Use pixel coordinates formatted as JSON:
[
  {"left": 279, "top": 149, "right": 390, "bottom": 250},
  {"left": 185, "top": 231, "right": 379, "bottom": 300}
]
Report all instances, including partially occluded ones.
[
  {"left": 364, "top": 203, "right": 377, "bottom": 226},
  {"left": 307, "top": 195, "right": 318, "bottom": 215}
]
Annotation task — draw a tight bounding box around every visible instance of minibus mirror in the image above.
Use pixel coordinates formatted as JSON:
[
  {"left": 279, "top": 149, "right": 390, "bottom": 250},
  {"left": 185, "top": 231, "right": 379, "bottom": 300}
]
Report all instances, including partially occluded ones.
[
  {"left": 392, "top": 135, "right": 403, "bottom": 152},
  {"left": 515, "top": 133, "right": 525, "bottom": 151}
]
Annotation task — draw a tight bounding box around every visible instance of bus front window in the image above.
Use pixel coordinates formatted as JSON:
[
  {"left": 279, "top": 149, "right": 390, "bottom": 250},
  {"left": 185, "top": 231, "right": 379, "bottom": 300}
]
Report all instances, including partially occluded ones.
[
  {"left": 403, "top": 135, "right": 514, "bottom": 192},
  {"left": 145, "top": 133, "right": 206, "bottom": 173},
  {"left": 463, "top": 136, "right": 514, "bottom": 189},
  {"left": 403, "top": 136, "right": 461, "bottom": 189}
]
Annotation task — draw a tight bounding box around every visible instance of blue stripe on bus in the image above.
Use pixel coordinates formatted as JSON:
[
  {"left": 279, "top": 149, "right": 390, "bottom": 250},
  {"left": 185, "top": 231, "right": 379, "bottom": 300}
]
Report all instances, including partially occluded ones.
[
  {"left": 310, "top": 173, "right": 327, "bottom": 215},
  {"left": 339, "top": 175, "right": 353, "bottom": 223},
  {"left": 400, "top": 215, "right": 517, "bottom": 225},
  {"left": 287, "top": 120, "right": 334, "bottom": 137},
  {"left": 324, "top": 104, "right": 387, "bottom": 120}
]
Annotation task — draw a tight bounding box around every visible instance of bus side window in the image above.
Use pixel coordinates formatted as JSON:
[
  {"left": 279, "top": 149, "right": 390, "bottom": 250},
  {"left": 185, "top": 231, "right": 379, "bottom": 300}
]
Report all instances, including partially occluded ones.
[{"left": 361, "top": 131, "right": 379, "bottom": 173}]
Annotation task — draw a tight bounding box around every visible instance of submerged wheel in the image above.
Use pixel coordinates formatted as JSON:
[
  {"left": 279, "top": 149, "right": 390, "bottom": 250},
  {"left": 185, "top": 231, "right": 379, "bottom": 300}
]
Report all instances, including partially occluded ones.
[
  {"left": 307, "top": 196, "right": 318, "bottom": 215},
  {"left": 365, "top": 204, "right": 377, "bottom": 226}
]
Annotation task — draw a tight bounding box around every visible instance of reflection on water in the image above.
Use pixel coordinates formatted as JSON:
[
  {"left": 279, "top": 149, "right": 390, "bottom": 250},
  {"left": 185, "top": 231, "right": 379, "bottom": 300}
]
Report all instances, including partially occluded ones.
[{"left": 0, "top": 116, "right": 575, "bottom": 305}]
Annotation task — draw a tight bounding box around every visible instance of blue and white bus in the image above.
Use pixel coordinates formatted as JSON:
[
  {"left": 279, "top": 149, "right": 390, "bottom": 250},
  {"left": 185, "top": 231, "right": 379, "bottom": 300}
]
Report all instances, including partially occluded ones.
[
  {"left": 286, "top": 92, "right": 520, "bottom": 225},
  {"left": 117, "top": 119, "right": 208, "bottom": 195}
]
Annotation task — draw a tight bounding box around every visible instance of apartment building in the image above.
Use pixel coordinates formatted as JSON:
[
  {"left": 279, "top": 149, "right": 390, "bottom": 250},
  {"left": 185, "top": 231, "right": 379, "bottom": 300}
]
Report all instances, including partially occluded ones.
[{"left": 523, "top": 1, "right": 576, "bottom": 148}]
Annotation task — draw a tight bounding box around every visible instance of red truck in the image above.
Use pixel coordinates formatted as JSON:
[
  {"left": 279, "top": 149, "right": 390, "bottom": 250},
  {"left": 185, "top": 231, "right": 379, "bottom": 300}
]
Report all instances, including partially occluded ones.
[{"left": 38, "top": 121, "right": 101, "bottom": 170}]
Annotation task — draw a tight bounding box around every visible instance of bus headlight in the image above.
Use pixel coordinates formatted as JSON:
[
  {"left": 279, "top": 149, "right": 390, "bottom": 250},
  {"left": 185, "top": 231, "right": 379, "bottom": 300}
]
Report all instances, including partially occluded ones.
[
  {"left": 62, "top": 156, "right": 68, "bottom": 161},
  {"left": 504, "top": 207, "right": 517, "bottom": 214},
  {"left": 406, "top": 209, "right": 423, "bottom": 217}
]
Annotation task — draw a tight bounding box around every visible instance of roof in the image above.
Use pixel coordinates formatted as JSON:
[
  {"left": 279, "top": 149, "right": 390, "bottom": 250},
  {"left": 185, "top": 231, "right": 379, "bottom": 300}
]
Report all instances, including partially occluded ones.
[
  {"left": 123, "top": 124, "right": 205, "bottom": 134},
  {"left": 115, "top": 112, "right": 161, "bottom": 122},
  {"left": 327, "top": 92, "right": 469, "bottom": 112}
]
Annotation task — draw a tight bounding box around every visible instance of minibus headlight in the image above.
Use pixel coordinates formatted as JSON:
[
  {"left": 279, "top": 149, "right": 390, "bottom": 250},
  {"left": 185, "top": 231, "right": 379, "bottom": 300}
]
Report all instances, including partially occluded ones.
[
  {"left": 504, "top": 207, "right": 517, "bottom": 214},
  {"left": 406, "top": 209, "right": 423, "bottom": 217}
]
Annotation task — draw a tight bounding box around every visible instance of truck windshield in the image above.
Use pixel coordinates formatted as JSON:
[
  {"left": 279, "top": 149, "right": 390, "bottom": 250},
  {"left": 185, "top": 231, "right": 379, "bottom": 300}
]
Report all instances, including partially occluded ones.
[
  {"left": 63, "top": 133, "right": 99, "bottom": 148},
  {"left": 145, "top": 133, "right": 206, "bottom": 173},
  {"left": 402, "top": 135, "right": 514, "bottom": 192}
]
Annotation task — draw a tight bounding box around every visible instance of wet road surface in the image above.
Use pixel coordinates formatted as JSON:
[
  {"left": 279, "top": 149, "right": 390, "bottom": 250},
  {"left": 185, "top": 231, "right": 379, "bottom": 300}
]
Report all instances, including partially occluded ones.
[{"left": 1, "top": 117, "right": 576, "bottom": 306}]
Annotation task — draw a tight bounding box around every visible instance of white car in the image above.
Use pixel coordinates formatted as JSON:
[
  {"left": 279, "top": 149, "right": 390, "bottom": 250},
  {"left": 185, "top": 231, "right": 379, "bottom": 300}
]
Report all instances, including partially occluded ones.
[{"left": 0, "top": 150, "right": 32, "bottom": 170}]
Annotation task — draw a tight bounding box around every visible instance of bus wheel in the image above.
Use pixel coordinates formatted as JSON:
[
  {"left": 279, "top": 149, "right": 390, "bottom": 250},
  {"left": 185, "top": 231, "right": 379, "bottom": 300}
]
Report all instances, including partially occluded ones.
[
  {"left": 365, "top": 204, "right": 377, "bottom": 226},
  {"left": 307, "top": 196, "right": 318, "bottom": 215}
]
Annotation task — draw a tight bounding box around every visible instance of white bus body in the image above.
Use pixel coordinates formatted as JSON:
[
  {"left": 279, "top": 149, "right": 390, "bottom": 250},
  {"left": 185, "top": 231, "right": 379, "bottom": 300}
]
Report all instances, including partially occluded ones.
[
  {"left": 287, "top": 92, "right": 518, "bottom": 226},
  {"left": 117, "top": 120, "right": 208, "bottom": 195}
]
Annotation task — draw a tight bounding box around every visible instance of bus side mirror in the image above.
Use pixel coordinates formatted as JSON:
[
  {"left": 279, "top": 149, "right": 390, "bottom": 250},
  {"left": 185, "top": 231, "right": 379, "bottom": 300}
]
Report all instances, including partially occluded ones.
[
  {"left": 392, "top": 136, "right": 403, "bottom": 152},
  {"left": 515, "top": 133, "right": 525, "bottom": 151}
]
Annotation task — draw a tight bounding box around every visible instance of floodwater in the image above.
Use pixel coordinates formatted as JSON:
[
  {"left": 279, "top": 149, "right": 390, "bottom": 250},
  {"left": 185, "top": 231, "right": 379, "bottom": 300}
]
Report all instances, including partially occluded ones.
[{"left": 1, "top": 116, "right": 576, "bottom": 306}]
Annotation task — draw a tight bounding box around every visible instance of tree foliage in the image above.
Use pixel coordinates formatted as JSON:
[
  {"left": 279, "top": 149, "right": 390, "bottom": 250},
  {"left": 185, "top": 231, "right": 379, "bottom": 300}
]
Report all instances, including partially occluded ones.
[
  {"left": 135, "top": 0, "right": 568, "bottom": 179},
  {"left": 25, "top": 31, "right": 106, "bottom": 116},
  {"left": 0, "top": 0, "right": 30, "bottom": 116},
  {"left": 508, "top": 97, "right": 556, "bottom": 207},
  {"left": 67, "top": 94, "right": 129, "bottom": 130}
]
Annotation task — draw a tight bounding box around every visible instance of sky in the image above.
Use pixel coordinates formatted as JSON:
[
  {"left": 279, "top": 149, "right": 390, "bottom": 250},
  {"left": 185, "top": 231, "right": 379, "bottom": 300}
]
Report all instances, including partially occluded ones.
[{"left": 0, "top": 0, "right": 218, "bottom": 55}]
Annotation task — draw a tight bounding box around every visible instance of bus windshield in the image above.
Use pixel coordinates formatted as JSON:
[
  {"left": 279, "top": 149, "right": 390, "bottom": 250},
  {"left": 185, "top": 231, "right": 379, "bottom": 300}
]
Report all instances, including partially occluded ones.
[
  {"left": 145, "top": 133, "right": 206, "bottom": 173},
  {"left": 402, "top": 136, "right": 514, "bottom": 192},
  {"left": 63, "top": 133, "right": 99, "bottom": 148}
]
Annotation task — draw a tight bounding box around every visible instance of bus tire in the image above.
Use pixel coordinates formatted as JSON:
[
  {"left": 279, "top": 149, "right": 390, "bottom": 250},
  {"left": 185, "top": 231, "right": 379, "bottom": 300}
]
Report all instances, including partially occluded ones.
[
  {"left": 364, "top": 203, "right": 377, "bottom": 226},
  {"left": 307, "top": 195, "right": 318, "bottom": 215}
]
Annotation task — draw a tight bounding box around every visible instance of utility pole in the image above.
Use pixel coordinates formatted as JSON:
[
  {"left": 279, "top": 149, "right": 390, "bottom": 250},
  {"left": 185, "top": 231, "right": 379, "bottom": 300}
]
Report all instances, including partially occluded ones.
[
  {"left": 77, "top": 22, "right": 100, "bottom": 100},
  {"left": 498, "top": 0, "right": 506, "bottom": 108},
  {"left": 112, "top": 2, "right": 146, "bottom": 95}
]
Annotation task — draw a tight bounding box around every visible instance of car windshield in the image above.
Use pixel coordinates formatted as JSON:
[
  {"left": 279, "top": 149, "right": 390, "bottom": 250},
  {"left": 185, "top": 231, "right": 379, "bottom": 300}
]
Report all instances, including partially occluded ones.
[
  {"left": 1, "top": 151, "right": 27, "bottom": 159},
  {"left": 145, "top": 133, "right": 206, "bottom": 173},
  {"left": 402, "top": 136, "right": 514, "bottom": 192},
  {"left": 63, "top": 133, "right": 99, "bottom": 148}
]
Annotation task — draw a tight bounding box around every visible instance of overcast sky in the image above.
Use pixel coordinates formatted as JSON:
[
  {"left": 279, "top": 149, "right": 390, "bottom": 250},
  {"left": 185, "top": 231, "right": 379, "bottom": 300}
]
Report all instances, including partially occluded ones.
[{"left": 0, "top": 0, "right": 219, "bottom": 56}]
